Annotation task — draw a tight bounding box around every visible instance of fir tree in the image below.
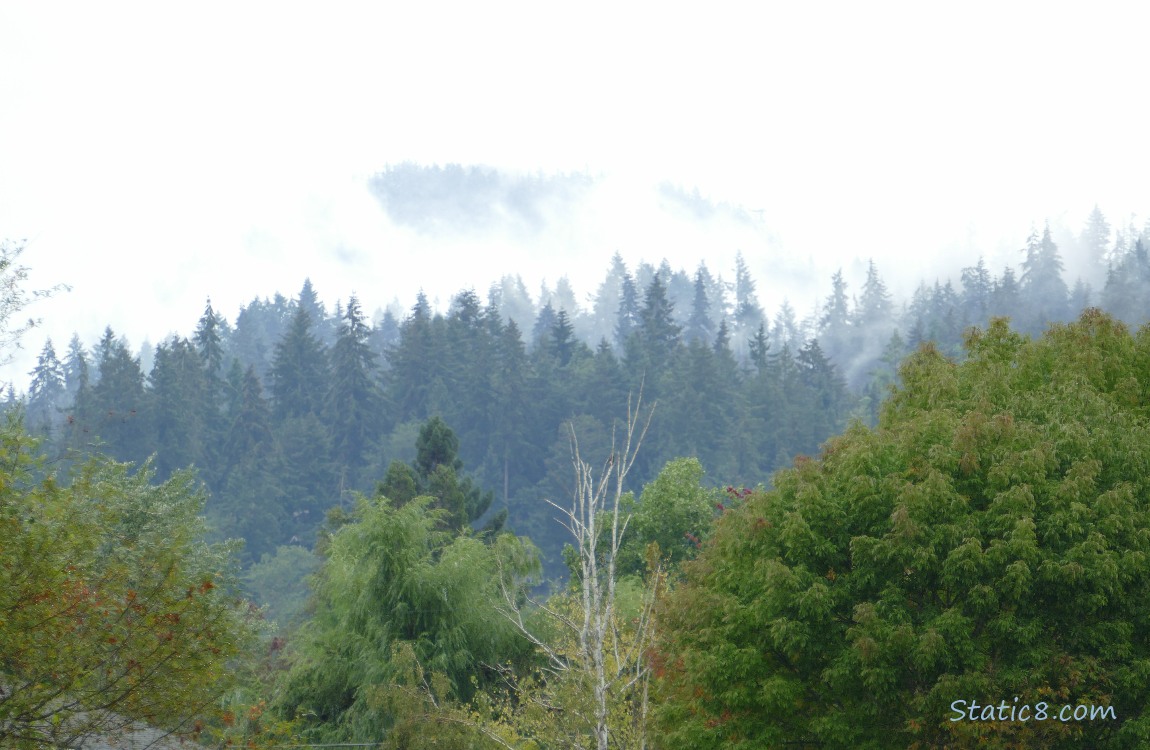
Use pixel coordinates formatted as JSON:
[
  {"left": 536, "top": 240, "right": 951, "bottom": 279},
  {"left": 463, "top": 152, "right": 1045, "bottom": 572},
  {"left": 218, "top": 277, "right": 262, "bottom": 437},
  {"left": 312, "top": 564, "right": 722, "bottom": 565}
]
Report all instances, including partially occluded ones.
[
  {"left": 27, "top": 338, "right": 65, "bottom": 434},
  {"left": 685, "top": 267, "right": 715, "bottom": 345},
  {"left": 614, "top": 272, "right": 640, "bottom": 350},
  {"left": 270, "top": 305, "right": 330, "bottom": 420},
  {"left": 327, "top": 295, "right": 382, "bottom": 474}
]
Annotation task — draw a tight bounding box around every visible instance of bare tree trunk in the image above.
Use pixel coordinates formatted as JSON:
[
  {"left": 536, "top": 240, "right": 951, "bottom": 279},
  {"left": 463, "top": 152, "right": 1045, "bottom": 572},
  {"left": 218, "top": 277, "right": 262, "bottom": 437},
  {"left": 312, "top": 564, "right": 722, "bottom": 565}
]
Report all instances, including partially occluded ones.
[{"left": 496, "top": 388, "right": 656, "bottom": 750}]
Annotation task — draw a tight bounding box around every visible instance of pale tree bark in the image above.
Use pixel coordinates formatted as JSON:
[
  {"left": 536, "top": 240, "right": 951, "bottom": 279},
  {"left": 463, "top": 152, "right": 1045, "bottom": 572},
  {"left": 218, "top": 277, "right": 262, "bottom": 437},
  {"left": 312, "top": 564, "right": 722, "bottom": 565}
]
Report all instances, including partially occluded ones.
[{"left": 496, "top": 388, "right": 660, "bottom": 750}]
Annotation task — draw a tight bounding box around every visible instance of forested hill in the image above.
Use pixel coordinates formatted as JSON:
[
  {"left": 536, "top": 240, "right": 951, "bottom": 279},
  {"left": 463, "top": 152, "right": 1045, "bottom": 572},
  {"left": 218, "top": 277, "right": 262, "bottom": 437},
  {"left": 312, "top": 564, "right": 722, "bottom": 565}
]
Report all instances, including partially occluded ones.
[{"left": 10, "top": 211, "right": 1150, "bottom": 586}]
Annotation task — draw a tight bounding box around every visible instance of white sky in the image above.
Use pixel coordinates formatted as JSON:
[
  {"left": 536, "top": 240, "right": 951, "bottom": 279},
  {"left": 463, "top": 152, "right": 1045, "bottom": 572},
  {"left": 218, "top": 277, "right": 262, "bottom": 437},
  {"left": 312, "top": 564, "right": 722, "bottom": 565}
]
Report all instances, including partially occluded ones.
[{"left": 2, "top": 2, "right": 1149, "bottom": 386}]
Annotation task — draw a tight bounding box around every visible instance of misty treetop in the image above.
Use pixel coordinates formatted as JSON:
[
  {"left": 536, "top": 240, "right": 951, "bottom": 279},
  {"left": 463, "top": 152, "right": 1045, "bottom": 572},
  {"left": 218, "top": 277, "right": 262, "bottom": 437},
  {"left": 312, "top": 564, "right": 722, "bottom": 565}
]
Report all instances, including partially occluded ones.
[{"left": 11, "top": 209, "right": 1150, "bottom": 582}]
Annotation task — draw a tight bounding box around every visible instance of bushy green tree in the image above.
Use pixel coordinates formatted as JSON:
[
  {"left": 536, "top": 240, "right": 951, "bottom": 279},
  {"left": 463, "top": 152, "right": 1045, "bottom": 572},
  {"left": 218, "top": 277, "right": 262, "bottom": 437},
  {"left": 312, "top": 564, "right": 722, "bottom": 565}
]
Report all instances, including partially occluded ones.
[
  {"left": 654, "top": 310, "right": 1150, "bottom": 749},
  {"left": 0, "top": 415, "right": 260, "bottom": 748},
  {"left": 276, "top": 494, "right": 537, "bottom": 741}
]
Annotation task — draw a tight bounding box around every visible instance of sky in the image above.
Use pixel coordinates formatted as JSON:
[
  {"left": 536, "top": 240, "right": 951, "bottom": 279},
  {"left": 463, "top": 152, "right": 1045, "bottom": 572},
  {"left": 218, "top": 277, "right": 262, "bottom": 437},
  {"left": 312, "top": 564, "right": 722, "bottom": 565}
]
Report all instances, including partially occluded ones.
[{"left": 2, "top": 2, "right": 1149, "bottom": 387}]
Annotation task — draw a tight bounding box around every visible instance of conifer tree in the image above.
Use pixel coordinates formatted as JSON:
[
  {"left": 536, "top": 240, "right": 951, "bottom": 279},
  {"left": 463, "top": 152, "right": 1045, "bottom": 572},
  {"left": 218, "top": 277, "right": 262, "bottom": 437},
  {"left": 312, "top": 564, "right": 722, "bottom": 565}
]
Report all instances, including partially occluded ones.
[
  {"left": 27, "top": 338, "right": 64, "bottom": 434},
  {"left": 387, "top": 291, "right": 437, "bottom": 422},
  {"left": 62, "top": 333, "right": 89, "bottom": 402},
  {"left": 819, "top": 269, "right": 852, "bottom": 365},
  {"left": 1081, "top": 204, "right": 1112, "bottom": 283},
  {"left": 193, "top": 298, "right": 226, "bottom": 381},
  {"left": 88, "top": 327, "right": 148, "bottom": 464},
  {"left": 1019, "top": 226, "right": 1070, "bottom": 333},
  {"left": 959, "top": 257, "right": 993, "bottom": 324},
  {"left": 148, "top": 337, "right": 207, "bottom": 480},
  {"left": 685, "top": 267, "right": 715, "bottom": 345},
  {"left": 636, "top": 274, "right": 682, "bottom": 376},
  {"left": 326, "top": 295, "right": 381, "bottom": 475},
  {"left": 732, "top": 251, "right": 765, "bottom": 346},
  {"left": 614, "top": 272, "right": 640, "bottom": 350},
  {"left": 590, "top": 252, "right": 629, "bottom": 346},
  {"left": 270, "top": 305, "right": 329, "bottom": 420}
]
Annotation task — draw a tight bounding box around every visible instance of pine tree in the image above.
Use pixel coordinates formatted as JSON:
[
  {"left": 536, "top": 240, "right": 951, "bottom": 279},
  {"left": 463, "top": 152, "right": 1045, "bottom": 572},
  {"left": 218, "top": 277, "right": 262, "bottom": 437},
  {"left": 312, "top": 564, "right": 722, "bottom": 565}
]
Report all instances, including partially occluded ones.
[
  {"left": 148, "top": 337, "right": 207, "bottom": 480},
  {"left": 732, "top": 251, "right": 765, "bottom": 347},
  {"left": 1019, "top": 226, "right": 1070, "bottom": 333},
  {"left": 636, "top": 273, "right": 682, "bottom": 377},
  {"left": 959, "top": 257, "right": 993, "bottom": 324},
  {"left": 270, "top": 305, "right": 330, "bottom": 420},
  {"left": 532, "top": 301, "right": 558, "bottom": 349},
  {"left": 854, "top": 259, "right": 893, "bottom": 329},
  {"left": 749, "top": 322, "right": 770, "bottom": 372},
  {"left": 27, "top": 338, "right": 65, "bottom": 434},
  {"left": 614, "top": 272, "right": 640, "bottom": 350},
  {"left": 88, "top": 327, "right": 148, "bottom": 464},
  {"left": 771, "top": 299, "right": 801, "bottom": 350},
  {"left": 62, "top": 334, "right": 89, "bottom": 403},
  {"left": 550, "top": 309, "right": 576, "bottom": 366},
  {"left": 193, "top": 298, "right": 226, "bottom": 382},
  {"left": 1101, "top": 238, "right": 1150, "bottom": 325},
  {"left": 1081, "top": 205, "right": 1112, "bottom": 284},
  {"left": 589, "top": 253, "right": 629, "bottom": 347},
  {"left": 327, "top": 295, "right": 382, "bottom": 475},
  {"left": 819, "top": 270, "right": 852, "bottom": 364},
  {"left": 412, "top": 416, "right": 495, "bottom": 532},
  {"left": 685, "top": 267, "right": 715, "bottom": 345},
  {"left": 990, "top": 266, "right": 1021, "bottom": 322},
  {"left": 386, "top": 292, "right": 443, "bottom": 423},
  {"left": 489, "top": 319, "right": 534, "bottom": 507}
]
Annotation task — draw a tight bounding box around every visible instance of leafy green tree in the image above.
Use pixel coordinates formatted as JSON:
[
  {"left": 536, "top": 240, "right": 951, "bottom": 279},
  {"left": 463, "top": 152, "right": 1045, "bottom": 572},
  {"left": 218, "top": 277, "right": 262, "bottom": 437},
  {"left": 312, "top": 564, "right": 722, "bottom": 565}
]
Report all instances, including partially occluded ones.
[
  {"left": 0, "top": 415, "right": 260, "bottom": 749},
  {"left": 276, "top": 494, "right": 537, "bottom": 741},
  {"left": 615, "top": 457, "right": 720, "bottom": 579},
  {"left": 654, "top": 310, "right": 1150, "bottom": 749}
]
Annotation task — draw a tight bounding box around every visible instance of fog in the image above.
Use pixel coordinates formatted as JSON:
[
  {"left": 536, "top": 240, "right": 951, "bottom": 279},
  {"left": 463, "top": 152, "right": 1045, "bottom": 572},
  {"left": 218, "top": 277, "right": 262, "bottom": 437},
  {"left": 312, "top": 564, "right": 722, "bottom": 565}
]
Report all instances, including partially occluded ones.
[{"left": 2, "top": 3, "right": 1149, "bottom": 386}]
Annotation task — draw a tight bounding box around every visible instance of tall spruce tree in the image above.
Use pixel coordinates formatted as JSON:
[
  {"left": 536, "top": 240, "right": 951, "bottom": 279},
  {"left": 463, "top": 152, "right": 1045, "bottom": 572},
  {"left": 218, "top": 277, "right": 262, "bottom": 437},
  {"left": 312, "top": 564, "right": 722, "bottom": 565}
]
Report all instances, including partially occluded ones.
[
  {"left": 270, "top": 304, "right": 330, "bottom": 421},
  {"left": 614, "top": 272, "right": 640, "bottom": 350},
  {"left": 87, "top": 327, "right": 148, "bottom": 464},
  {"left": 148, "top": 337, "right": 207, "bottom": 480},
  {"left": 326, "top": 295, "right": 382, "bottom": 475},
  {"left": 819, "top": 270, "right": 852, "bottom": 365},
  {"left": 1019, "top": 226, "right": 1070, "bottom": 333},
  {"left": 686, "top": 266, "right": 715, "bottom": 345},
  {"left": 27, "top": 338, "right": 65, "bottom": 434}
]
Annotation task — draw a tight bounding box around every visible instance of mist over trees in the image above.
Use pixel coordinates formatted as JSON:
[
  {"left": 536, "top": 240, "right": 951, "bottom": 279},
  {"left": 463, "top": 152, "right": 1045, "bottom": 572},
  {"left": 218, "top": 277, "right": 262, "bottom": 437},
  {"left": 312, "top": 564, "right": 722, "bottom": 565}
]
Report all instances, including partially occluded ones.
[
  {"left": 6, "top": 196, "right": 1150, "bottom": 746},
  {"left": 10, "top": 205, "right": 1150, "bottom": 587}
]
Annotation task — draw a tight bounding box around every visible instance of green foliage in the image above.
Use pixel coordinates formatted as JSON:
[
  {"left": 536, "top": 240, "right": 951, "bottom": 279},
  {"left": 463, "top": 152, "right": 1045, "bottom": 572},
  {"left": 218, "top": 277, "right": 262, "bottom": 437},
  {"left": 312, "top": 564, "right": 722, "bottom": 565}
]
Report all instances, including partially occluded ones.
[
  {"left": 0, "top": 414, "right": 261, "bottom": 748},
  {"left": 245, "top": 545, "right": 320, "bottom": 630},
  {"left": 654, "top": 311, "right": 1150, "bottom": 749},
  {"left": 277, "top": 494, "right": 538, "bottom": 741}
]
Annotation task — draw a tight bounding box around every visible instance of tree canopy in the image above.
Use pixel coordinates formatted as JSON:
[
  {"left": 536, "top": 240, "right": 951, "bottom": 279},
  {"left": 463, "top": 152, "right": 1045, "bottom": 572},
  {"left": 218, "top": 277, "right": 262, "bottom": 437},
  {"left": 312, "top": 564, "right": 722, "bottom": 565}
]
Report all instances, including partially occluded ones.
[
  {"left": 0, "top": 415, "right": 260, "bottom": 748},
  {"left": 654, "top": 310, "right": 1150, "bottom": 749}
]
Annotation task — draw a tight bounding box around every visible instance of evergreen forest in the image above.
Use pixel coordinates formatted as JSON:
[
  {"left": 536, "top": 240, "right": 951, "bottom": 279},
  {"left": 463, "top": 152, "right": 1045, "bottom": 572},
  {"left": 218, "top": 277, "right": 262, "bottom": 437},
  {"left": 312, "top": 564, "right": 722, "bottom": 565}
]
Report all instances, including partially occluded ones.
[{"left": 5, "top": 202, "right": 1150, "bottom": 747}]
